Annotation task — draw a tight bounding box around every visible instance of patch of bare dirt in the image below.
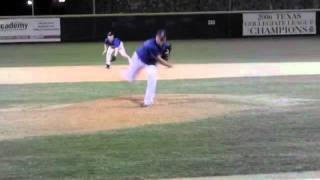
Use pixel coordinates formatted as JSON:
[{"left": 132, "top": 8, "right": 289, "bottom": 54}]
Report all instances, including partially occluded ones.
[{"left": 0, "top": 94, "right": 251, "bottom": 141}]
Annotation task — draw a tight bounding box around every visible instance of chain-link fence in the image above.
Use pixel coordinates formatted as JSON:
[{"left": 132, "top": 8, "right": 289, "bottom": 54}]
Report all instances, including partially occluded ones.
[
  {"left": 1, "top": 0, "right": 320, "bottom": 16},
  {"left": 95, "top": 0, "right": 319, "bottom": 14}
]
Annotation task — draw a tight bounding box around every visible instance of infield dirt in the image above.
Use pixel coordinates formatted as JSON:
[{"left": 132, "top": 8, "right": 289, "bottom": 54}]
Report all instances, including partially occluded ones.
[{"left": 1, "top": 62, "right": 320, "bottom": 84}]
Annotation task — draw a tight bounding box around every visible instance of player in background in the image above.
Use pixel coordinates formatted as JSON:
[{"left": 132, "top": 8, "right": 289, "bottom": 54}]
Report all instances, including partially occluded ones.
[
  {"left": 102, "top": 32, "right": 131, "bottom": 69},
  {"left": 123, "top": 30, "right": 173, "bottom": 107}
]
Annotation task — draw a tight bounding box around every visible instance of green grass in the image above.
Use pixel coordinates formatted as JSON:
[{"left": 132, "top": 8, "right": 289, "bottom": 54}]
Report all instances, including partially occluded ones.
[
  {"left": 1, "top": 76, "right": 320, "bottom": 179},
  {"left": 1, "top": 37, "right": 320, "bottom": 179},
  {"left": 1, "top": 105, "right": 320, "bottom": 179},
  {"left": 1, "top": 37, "right": 320, "bottom": 67},
  {"left": 0, "top": 75, "right": 319, "bottom": 109}
]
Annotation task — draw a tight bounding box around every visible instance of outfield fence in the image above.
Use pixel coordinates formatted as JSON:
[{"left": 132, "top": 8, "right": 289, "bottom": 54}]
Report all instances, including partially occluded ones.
[{"left": 0, "top": 9, "right": 320, "bottom": 43}]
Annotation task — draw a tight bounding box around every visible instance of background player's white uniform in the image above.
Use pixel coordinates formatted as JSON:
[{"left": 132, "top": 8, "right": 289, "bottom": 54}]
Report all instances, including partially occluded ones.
[{"left": 103, "top": 33, "right": 131, "bottom": 68}]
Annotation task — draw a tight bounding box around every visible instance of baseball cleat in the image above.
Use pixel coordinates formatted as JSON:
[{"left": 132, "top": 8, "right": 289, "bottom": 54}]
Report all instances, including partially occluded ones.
[
  {"left": 140, "top": 103, "right": 152, "bottom": 108},
  {"left": 106, "top": 64, "right": 110, "bottom": 69}
]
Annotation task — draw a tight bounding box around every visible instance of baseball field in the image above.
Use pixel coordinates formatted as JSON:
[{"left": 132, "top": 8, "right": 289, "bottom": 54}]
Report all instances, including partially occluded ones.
[{"left": 1, "top": 37, "right": 320, "bottom": 179}]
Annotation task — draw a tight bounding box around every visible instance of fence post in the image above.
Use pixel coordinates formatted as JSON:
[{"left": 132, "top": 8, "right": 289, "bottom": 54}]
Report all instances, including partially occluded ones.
[
  {"left": 32, "top": 0, "right": 35, "bottom": 16},
  {"left": 93, "top": 0, "right": 96, "bottom": 14}
]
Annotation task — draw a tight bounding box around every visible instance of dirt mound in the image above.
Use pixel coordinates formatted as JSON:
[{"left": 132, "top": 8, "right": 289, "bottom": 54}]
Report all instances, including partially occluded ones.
[{"left": 0, "top": 94, "right": 250, "bottom": 140}]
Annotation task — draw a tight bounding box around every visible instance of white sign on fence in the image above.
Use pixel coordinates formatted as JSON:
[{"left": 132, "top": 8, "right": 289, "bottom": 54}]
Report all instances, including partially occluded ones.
[
  {"left": 243, "top": 12, "right": 316, "bottom": 36},
  {"left": 0, "top": 18, "right": 61, "bottom": 43}
]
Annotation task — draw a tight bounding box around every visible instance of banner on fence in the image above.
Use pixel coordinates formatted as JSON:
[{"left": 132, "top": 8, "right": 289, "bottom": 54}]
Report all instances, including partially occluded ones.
[
  {"left": 0, "top": 18, "right": 60, "bottom": 43},
  {"left": 243, "top": 12, "right": 316, "bottom": 36}
]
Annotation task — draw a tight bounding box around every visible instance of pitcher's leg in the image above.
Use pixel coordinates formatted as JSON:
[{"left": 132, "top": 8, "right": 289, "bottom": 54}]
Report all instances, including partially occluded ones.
[
  {"left": 144, "top": 65, "right": 157, "bottom": 106},
  {"left": 124, "top": 52, "right": 144, "bottom": 82}
]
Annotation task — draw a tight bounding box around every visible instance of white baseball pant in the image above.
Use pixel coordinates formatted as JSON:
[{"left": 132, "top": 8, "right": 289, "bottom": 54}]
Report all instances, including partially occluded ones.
[
  {"left": 124, "top": 52, "right": 157, "bottom": 106},
  {"left": 105, "top": 42, "right": 130, "bottom": 65}
]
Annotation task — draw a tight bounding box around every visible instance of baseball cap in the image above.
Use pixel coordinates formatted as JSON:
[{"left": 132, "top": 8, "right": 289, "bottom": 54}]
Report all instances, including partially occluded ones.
[
  {"left": 156, "top": 29, "right": 167, "bottom": 40},
  {"left": 107, "top": 31, "right": 114, "bottom": 36}
]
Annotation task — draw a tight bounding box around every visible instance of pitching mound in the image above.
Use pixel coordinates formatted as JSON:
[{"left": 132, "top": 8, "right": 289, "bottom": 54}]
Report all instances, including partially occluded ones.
[{"left": 0, "top": 94, "right": 251, "bottom": 140}]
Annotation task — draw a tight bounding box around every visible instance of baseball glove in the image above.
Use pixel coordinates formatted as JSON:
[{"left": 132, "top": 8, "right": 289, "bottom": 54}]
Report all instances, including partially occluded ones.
[
  {"left": 111, "top": 55, "right": 117, "bottom": 62},
  {"left": 162, "top": 44, "right": 172, "bottom": 61}
]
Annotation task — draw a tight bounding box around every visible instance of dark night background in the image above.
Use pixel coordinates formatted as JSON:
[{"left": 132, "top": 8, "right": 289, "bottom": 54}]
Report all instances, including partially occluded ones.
[
  {"left": 0, "top": 0, "right": 93, "bottom": 16},
  {"left": 0, "top": 0, "right": 319, "bottom": 16}
]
